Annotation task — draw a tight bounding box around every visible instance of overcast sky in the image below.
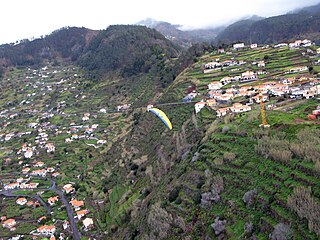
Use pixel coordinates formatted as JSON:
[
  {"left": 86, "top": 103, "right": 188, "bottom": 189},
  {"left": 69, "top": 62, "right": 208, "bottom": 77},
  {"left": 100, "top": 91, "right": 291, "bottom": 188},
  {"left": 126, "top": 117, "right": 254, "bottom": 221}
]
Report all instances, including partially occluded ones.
[{"left": 1, "top": 0, "right": 319, "bottom": 44}]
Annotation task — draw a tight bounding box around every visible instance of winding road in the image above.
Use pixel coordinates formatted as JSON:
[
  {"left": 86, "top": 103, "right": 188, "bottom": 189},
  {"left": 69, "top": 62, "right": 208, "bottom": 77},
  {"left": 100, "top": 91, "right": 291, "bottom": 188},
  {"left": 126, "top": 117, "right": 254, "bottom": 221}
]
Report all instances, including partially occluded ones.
[{"left": 0, "top": 177, "right": 80, "bottom": 240}]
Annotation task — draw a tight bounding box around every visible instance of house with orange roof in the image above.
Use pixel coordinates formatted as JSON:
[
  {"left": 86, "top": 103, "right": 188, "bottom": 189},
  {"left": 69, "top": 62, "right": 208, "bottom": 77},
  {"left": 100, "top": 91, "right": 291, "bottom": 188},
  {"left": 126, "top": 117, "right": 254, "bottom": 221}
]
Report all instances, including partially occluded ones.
[
  {"left": 208, "top": 91, "right": 221, "bottom": 99},
  {"left": 48, "top": 196, "right": 59, "bottom": 206},
  {"left": 4, "top": 182, "right": 20, "bottom": 190},
  {"left": 34, "top": 161, "right": 45, "bottom": 167},
  {"left": 37, "top": 216, "right": 47, "bottom": 223},
  {"left": 206, "top": 99, "right": 217, "bottom": 107},
  {"left": 216, "top": 93, "right": 234, "bottom": 102},
  {"left": 208, "top": 81, "right": 223, "bottom": 90},
  {"left": 216, "top": 107, "right": 231, "bottom": 117},
  {"left": 37, "top": 225, "right": 56, "bottom": 235},
  {"left": 22, "top": 167, "right": 31, "bottom": 174},
  {"left": 2, "top": 219, "right": 16, "bottom": 228},
  {"left": 30, "top": 169, "right": 47, "bottom": 177},
  {"left": 76, "top": 209, "right": 89, "bottom": 220},
  {"left": 27, "top": 200, "right": 40, "bottom": 208},
  {"left": 230, "top": 103, "right": 252, "bottom": 113},
  {"left": 195, "top": 102, "right": 206, "bottom": 114},
  {"left": 46, "top": 167, "right": 55, "bottom": 173},
  {"left": 16, "top": 197, "right": 27, "bottom": 205},
  {"left": 70, "top": 199, "right": 84, "bottom": 211},
  {"left": 52, "top": 172, "right": 60, "bottom": 178}
]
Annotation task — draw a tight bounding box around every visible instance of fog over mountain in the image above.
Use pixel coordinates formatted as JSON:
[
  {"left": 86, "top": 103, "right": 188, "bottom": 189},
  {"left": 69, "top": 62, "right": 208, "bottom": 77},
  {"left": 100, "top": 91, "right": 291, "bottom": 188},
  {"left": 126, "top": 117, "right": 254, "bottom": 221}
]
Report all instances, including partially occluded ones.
[{"left": 1, "top": 0, "right": 319, "bottom": 44}]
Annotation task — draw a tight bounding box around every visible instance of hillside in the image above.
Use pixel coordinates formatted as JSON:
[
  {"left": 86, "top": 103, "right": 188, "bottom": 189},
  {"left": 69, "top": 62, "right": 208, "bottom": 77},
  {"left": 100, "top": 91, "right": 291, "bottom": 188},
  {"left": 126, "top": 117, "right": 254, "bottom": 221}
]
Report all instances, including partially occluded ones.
[
  {"left": 0, "top": 24, "right": 320, "bottom": 240},
  {"left": 215, "top": 18, "right": 260, "bottom": 44},
  {"left": 103, "top": 42, "right": 320, "bottom": 240},
  {"left": 78, "top": 25, "right": 181, "bottom": 77},
  {"left": 0, "top": 27, "right": 98, "bottom": 66},
  {"left": 216, "top": 11, "right": 320, "bottom": 44}
]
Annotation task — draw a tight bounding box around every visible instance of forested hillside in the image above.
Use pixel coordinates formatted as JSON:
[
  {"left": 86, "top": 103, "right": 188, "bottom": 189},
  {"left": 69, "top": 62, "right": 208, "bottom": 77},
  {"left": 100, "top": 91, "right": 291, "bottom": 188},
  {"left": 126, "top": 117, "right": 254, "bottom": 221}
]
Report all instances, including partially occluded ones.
[{"left": 216, "top": 12, "right": 320, "bottom": 44}]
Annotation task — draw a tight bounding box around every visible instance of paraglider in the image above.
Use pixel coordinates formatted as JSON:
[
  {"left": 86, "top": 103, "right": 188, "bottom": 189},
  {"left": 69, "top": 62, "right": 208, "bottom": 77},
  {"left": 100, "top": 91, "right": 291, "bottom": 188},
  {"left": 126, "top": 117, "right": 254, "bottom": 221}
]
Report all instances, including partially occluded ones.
[{"left": 147, "top": 107, "right": 172, "bottom": 130}]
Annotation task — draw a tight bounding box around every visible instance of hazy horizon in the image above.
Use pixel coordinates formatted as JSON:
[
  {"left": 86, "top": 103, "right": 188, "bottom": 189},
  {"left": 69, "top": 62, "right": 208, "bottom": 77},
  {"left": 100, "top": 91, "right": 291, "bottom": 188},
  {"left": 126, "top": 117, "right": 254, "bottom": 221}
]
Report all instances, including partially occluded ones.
[{"left": 1, "top": 0, "right": 319, "bottom": 45}]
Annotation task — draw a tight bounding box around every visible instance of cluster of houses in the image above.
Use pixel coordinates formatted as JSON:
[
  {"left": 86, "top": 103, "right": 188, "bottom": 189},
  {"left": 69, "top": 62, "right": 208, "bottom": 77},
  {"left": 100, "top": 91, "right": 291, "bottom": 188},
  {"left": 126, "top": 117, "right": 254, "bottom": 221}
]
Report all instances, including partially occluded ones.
[
  {"left": 194, "top": 39, "right": 320, "bottom": 117},
  {"left": 0, "top": 65, "right": 102, "bottom": 238},
  {"left": 204, "top": 58, "right": 247, "bottom": 72},
  {"left": 229, "top": 39, "right": 314, "bottom": 51},
  {"left": 195, "top": 73, "right": 320, "bottom": 115}
]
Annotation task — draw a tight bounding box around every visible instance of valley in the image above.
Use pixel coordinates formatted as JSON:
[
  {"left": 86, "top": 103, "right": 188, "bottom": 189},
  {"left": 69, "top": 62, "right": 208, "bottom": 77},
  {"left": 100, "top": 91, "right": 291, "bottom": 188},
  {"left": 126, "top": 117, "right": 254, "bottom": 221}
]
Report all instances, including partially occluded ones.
[{"left": 0, "top": 26, "right": 319, "bottom": 240}]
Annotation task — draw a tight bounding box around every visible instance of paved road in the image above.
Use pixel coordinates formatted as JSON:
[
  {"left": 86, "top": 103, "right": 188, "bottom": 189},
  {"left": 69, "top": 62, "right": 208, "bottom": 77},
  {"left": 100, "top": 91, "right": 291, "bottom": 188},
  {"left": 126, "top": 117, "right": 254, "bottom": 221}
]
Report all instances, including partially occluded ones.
[
  {"left": 0, "top": 177, "right": 81, "bottom": 240},
  {"left": 54, "top": 188, "right": 80, "bottom": 240},
  {"left": 0, "top": 190, "right": 51, "bottom": 215}
]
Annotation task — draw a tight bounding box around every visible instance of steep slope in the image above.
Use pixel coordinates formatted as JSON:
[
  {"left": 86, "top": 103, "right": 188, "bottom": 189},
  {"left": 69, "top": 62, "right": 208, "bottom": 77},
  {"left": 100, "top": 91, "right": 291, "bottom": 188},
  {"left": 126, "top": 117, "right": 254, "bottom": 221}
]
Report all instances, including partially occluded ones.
[
  {"left": 216, "top": 12, "right": 320, "bottom": 44},
  {"left": 78, "top": 25, "right": 181, "bottom": 77},
  {"left": 250, "top": 13, "right": 320, "bottom": 44},
  {"left": 0, "top": 27, "right": 98, "bottom": 66},
  {"left": 294, "top": 2, "right": 320, "bottom": 14},
  {"left": 215, "top": 18, "right": 260, "bottom": 44},
  {"left": 77, "top": 25, "right": 184, "bottom": 107}
]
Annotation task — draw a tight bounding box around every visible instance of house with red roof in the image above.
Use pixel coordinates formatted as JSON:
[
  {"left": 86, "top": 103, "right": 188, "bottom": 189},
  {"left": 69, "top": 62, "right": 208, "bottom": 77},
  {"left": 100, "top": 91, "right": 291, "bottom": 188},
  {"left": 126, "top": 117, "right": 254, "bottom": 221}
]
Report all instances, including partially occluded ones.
[{"left": 2, "top": 219, "right": 16, "bottom": 229}]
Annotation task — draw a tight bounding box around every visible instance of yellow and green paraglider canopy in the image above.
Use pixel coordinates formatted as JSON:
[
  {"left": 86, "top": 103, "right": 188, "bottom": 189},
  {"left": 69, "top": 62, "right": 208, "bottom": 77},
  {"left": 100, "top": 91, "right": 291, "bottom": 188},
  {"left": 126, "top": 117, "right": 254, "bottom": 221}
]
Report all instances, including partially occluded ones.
[{"left": 148, "top": 107, "right": 172, "bottom": 130}]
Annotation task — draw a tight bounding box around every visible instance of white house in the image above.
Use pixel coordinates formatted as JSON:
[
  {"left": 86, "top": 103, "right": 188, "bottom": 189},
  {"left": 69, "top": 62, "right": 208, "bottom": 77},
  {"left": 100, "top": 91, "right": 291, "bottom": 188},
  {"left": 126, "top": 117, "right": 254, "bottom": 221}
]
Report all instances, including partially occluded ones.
[
  {"left": 37, "top": 225, "right": 56, "bottom": 235},
  {"left": 233, "top": 43, "right": 245, "bottom": 50},
  {"left": 204, "top": 61, "right": 221, "bottom": 69},
  {"left": 208, "top": 81, "right": 223, "bottom": 90},
  {"left": 230, "top": 103, "right": 252, "bottom": 113},
  {"left": 2, "top": 219, "right": 16, "bottom": 229},
  {"left": 216, "top": 107, "right": 231, "bottom": 117},
  {"left": 63, "top": 184, "right": 75, "bottom": 194},
  {"left": 76, "top": 209, "right": 89, "bottom": 220},
  {"left": 48, "top": 196, "right": 59, "bottom": 206},
  {"left": 83, "top": 218, "right": 94, "bottom": 230},
  {"left": 250, "top": 43, "right": 258, "bottom": 49},
  {"left": 274, "top": 43, "right": 288, "bottom": 48},
  {"left": 16, "top": 197, "right": 27, "bottom": 205},
  {"left": 195, "top": 102, "right": 206, "bottom": 114},
  {"left": 241, "top": 71, "right": 257, "bottom": 81},
  {"left": 258, "top": 61, "right": 265, "bottom": 67},
  {"left": 4, "top": 182, "right": 20, "bottom": 190},
  {"left": 24, "top": 148, "right": 33, "bottom": 158},
  {"left": 289, "top": 66, "right": 308, "bottom": 73}
]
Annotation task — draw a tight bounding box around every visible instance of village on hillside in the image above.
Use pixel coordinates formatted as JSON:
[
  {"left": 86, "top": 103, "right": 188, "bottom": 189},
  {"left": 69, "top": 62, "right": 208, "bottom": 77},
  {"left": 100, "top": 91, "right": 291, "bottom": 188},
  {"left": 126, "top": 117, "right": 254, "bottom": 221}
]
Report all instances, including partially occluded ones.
[
  {"left": 0, "top": 65, "right": 132, "bottom": 239},
  {"left": 0, "top": 39, "right": 320, "bottom": 239},
  {"left": 189, "top": 40, "right": 320, "bottom": 121}
]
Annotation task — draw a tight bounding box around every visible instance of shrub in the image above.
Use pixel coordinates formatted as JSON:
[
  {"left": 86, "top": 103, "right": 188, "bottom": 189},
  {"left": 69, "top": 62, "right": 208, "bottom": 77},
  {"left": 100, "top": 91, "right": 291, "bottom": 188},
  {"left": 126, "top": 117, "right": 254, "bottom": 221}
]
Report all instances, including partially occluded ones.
[
  {"left": 288, "top": 186, "right": 320, "bottom": 236},
  {"left": 223, "top": 152, "right": 236, "bottom": 161},
  {"left": 269, "top": 223, "right": 293, "bottom": 240},
  {"left": 168, "top": 187, "right": 180, "bottom": 202}
]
